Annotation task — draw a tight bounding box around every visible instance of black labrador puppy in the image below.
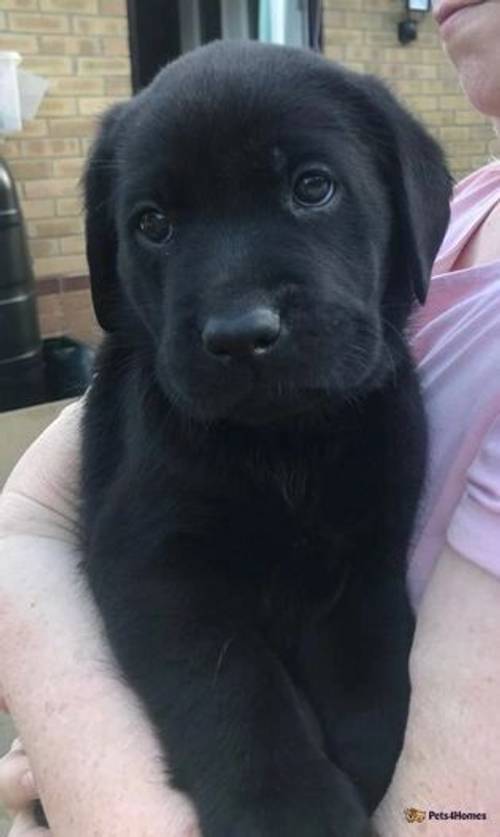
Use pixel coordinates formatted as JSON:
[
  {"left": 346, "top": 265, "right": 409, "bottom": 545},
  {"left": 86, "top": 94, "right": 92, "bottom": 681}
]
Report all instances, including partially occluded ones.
[{"left": 72, "top": 41, "right": 451, "bottom": 836}]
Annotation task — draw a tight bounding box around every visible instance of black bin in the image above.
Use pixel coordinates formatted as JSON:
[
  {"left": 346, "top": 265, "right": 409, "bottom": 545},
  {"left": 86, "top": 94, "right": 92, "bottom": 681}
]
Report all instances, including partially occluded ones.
[{"left": 0, "top": 157, "right": 45, "bottom": 411}]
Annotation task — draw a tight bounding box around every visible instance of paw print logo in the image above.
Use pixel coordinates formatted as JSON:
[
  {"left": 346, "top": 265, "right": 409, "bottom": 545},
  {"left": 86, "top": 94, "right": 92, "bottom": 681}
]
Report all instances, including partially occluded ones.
[{"left": 404, "top": 808, "right": 426, "bottom": 823}]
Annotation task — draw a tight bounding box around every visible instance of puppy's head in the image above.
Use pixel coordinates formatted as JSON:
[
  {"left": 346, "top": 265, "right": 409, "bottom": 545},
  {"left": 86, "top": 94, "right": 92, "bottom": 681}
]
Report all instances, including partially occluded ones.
[{"left": 85, "top": 40, "right": 451, "bottom": 424}]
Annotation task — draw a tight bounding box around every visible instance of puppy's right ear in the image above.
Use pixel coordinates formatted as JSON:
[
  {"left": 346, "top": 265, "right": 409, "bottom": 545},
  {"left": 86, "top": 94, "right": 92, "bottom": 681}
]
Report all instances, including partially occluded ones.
[{"left": 84, "top": 103, "right": 127, "bottom": 332}]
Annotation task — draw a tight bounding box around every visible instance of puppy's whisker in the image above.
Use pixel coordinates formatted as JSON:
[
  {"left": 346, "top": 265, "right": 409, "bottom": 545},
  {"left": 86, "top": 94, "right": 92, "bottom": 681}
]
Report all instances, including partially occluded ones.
[
  {"left": 212, "top": 636, "right": 236, "bottom": 688},
  {"left": 382, "top": 317, "right": 406, "bottom": 354}
]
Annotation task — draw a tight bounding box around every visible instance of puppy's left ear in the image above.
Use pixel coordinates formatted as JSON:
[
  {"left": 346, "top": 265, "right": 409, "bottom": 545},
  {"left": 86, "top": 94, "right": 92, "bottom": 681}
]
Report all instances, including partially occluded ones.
[
  {"left": 84, "top": 102, "right": 128, "bottom": 332},
  {"left": 364, "top": 77, "right": 453, "bottom": 304}
]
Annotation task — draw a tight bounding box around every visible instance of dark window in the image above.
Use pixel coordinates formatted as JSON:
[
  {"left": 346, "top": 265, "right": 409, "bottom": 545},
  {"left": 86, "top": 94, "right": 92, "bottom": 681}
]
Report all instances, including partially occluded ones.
[
  {"left": 127, "top": 0, "right": 181, "bottom": 91},
  {"left": 200, "top": 0, "right": 222, "bottom": 42},
  {"left": 127, "top": 1, "right": 322, "bottom": 93}
]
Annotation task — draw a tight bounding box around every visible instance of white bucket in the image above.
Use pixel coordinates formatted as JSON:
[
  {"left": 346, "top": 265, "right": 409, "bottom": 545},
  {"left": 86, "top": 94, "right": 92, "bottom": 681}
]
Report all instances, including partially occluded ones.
[{"left": 0, "top": 52, "right": 22, "bottom": 135}]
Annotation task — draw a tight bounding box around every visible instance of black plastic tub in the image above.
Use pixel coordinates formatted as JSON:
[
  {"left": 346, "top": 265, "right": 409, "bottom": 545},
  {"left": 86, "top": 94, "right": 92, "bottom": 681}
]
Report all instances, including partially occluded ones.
[
  {"left": 43, "top": 336, "right": 95, "bottom": 403},
  {"left": 0, "top": 336, "right": 95, "bottom": 413}
]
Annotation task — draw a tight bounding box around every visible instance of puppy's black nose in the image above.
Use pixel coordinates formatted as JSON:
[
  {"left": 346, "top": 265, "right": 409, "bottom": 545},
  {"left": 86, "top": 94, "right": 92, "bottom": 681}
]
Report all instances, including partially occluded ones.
[{"left": 202, "top": 308, "right": 281, "bottom": 359}]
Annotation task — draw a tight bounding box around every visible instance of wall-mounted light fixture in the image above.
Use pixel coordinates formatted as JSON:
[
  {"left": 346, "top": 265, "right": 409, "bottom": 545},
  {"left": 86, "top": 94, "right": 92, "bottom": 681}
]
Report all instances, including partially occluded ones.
[{"left": 398, "top": 0, "right": 432, "bottom": 45}]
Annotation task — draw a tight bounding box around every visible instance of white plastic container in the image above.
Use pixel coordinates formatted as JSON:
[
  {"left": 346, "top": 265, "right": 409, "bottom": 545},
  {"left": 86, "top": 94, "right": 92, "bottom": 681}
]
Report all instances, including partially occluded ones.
[{"left": 0, "top": 52, "right": 22, "bottom": 135}]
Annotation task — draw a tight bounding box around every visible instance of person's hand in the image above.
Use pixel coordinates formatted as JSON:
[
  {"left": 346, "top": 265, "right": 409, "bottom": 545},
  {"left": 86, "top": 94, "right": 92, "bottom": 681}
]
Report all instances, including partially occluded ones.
[
  {"left": 0, "top": 400, "right": 199, "bottom": 836},
  {"left": 0, "top": 738, "right": 49, "bottom": 836}
]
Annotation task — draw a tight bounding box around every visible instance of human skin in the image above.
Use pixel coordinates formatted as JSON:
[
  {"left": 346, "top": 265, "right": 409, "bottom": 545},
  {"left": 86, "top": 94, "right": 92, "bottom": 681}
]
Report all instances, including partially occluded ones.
[
  {"left": 373, "top": 551, "right": 500, "bottom": 836},
  {"left": 432, "top": 0, "right": 500, "bottom": 120}
]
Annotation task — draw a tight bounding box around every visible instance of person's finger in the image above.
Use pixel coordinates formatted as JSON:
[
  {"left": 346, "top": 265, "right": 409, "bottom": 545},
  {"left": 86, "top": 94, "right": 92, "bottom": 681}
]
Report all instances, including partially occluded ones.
[
  {"left": 0, "top": 740, "right": 37, "bottom": 813},
  {"left": 8, "top": 810, "right": 50, "bottom": 837}
]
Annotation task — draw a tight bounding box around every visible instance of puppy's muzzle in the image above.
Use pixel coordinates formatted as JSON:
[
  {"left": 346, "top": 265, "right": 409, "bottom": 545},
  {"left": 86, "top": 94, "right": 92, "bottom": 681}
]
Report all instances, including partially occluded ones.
[{"left": 202, "top": 307, "right": 281, "bottom": 360}]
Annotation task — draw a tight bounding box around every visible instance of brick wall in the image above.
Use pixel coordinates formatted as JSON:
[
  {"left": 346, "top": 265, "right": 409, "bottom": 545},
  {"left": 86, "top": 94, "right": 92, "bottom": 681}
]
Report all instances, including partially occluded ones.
[
  {"left": 323, "top": 0, "right": 500, "bottom": 179},
  {"left": 0, "top": 0, "right": 131, "bottom": 343}
]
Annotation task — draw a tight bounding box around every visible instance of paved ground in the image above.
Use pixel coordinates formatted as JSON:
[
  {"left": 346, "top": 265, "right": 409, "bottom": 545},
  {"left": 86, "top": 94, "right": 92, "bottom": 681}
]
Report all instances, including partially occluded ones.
[{"left": 0, "top": 398, "right": 72, "bottom": 489}]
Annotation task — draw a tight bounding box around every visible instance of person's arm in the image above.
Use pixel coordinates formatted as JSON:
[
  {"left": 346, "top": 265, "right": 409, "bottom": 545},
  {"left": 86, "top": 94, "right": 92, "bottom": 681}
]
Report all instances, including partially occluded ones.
[
  {"left": 0, "top": 538, "right": 199, "bottom": 837},
  {"left": 0, "top": 403, "right": 198, "bottom": 837},
  {"left": 374, "top": 544, "right": 500, "bottom": 836}
]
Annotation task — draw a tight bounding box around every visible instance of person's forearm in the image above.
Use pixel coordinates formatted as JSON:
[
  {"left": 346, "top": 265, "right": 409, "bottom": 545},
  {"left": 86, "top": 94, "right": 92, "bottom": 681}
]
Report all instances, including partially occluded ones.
[
  {"left": 0, "top": 536, "right": 197, "bottom": 837},
  {"left": 374, "top": 546, "right": 500, "bottom": 836}
]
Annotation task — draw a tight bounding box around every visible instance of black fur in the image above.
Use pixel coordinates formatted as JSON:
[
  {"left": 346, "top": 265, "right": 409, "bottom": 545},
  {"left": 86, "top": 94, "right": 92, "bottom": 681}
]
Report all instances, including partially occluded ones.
[{"left": 74, "top": 41, "right": 450, "bottom": 836}]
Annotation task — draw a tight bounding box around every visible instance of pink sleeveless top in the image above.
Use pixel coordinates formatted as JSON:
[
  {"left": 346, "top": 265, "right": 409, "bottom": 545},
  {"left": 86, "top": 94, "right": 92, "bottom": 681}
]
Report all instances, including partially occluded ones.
[{"left": 408, "top": 161, "right": 500, "bottom": 609}]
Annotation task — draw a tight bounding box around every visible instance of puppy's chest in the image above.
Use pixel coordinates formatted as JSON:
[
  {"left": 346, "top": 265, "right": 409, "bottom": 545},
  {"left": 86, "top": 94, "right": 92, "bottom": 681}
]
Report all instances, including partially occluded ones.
[
  {"left": 201, "top": 454, "right": 362, "bottom": 576},
  {"left": 224, "top": 479, "right": 352, "bottom": 658}
]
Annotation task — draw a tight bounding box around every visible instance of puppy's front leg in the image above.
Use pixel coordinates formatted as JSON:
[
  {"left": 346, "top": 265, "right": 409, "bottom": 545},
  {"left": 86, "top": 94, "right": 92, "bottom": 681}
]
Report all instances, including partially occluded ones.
[
  {"left": 86, "top": 547, "right": 371, "bottom": 837},
  {"left": 297, "top": 567, "right": 415, "bottom": 814}
]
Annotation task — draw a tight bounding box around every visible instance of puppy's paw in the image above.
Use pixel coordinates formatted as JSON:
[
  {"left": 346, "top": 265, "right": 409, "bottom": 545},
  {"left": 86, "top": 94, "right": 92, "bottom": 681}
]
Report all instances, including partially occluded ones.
[
  {"left": 228, "top": 801, "right": 372, "bottom": 837},
  {"left": 205, "top": 763, "right": 372, "bottom": 837}
]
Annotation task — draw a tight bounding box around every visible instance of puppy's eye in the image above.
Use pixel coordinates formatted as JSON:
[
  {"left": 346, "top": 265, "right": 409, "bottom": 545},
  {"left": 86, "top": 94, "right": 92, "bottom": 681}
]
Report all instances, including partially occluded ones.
[
  {"left": 137, "top": 210, "right": 173, "bottom": 244},
  {"left": 293, "top": 171, "right": 335, "bottom": 207}
]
